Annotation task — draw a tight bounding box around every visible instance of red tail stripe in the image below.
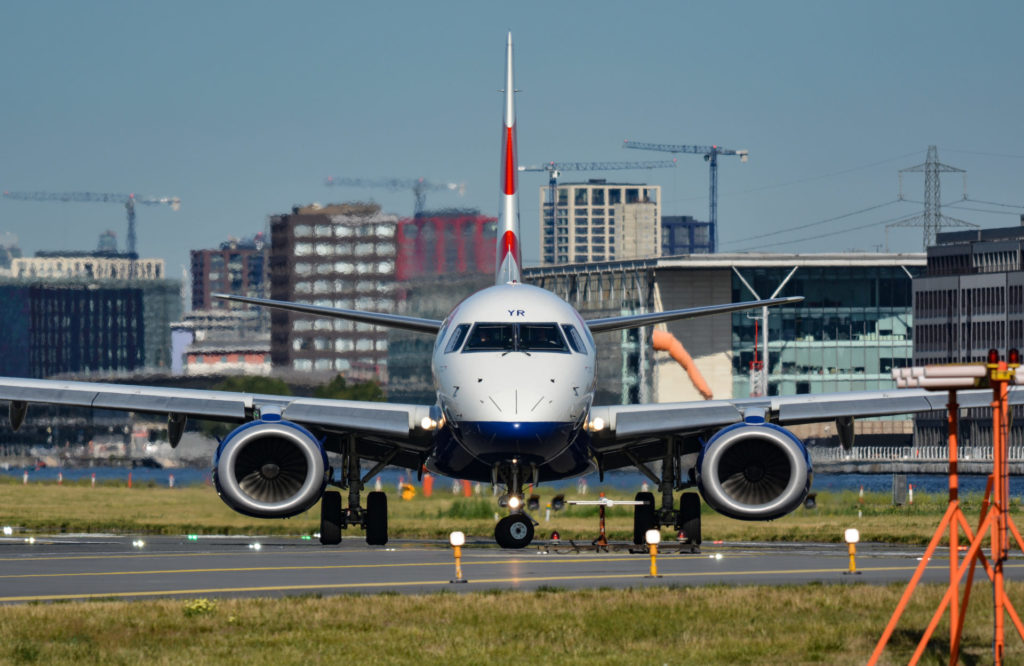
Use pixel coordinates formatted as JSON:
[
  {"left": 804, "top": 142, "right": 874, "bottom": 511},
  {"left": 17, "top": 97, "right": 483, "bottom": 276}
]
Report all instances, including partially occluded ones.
[
  {"left": 500, "top": 230, "right": 519, "bottom": 263},
  {"left": 504, "top": 126, "right": 516, "bottom": 195}
]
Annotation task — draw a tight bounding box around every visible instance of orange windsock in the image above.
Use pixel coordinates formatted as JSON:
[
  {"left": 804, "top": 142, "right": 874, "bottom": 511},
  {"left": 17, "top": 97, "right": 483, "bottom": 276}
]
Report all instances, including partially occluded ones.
[{"left": 652, "top": 329, "right": 713, "bottom": 400}]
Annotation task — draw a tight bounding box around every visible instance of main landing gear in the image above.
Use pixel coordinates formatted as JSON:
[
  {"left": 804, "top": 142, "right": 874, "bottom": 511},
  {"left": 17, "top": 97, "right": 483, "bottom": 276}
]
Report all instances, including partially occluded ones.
[
  {"left": 319, "top": 439, "right": 389, "bottom": 546},
  {"left": 628, "top": 438, "right": 702, "bottom": 551}
]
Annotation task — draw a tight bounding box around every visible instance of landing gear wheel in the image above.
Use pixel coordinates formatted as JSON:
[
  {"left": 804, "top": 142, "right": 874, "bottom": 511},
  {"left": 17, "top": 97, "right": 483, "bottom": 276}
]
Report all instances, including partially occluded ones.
[
  {"left": 319, "top": 490, "right": 342, "bottom": 545},
  {"left": 677, "top": 492, "right": 701, "bottom": 547},
  {"left": 632, "top": 491, "right": 656, "bottom": 545},
  {"left": 495, "top": 514, "right": 534, "bottom": 549},
  {"left": 365, "top": 491, "right": 388, "bottom": 546}
]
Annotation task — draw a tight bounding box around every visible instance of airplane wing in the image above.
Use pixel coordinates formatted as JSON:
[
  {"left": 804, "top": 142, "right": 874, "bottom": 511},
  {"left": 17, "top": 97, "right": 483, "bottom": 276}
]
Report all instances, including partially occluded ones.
[
  {"left": 587, "top": 386, "right": 1022, "bottom": 468},
  {"left": 0, "top": 377, "right": 437, "bottom": 470},
  {"left": 585, "top": 296, "right": 802, "bottom": 334},
  {"left": 215, "top": 294, "right": 443, "bottom": 334}
]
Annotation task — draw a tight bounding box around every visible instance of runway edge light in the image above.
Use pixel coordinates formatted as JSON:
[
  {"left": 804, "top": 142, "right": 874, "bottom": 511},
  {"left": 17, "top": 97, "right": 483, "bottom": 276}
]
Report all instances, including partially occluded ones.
[
  {"left": 449, "top": 531, "right": 467, "bottom": 584},
  {"left": 844, "top": 528, "right": 861, "bottom": 576},
  {"left": 645, "top": 529, "right": 662, "bottom": 578}
]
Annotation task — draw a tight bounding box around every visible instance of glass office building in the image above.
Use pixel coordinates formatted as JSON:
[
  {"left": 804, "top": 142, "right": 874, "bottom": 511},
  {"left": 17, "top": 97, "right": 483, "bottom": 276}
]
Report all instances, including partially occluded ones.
[{"left": 729, "top": 264, "right": 917, "bottom": 397}]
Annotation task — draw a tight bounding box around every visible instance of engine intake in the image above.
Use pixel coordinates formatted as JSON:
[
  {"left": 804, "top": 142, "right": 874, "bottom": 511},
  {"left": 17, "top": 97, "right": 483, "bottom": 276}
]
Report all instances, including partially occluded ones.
[
  {"left": 213, "top": 417, "right": 328, "bottom": 518},
  {"left": 696, "top": 421, "right": 811, "bottom": 521}
]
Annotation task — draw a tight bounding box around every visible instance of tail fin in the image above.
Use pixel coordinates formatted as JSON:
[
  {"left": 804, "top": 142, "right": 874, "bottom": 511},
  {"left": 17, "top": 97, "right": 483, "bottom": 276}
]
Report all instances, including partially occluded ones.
[{"left": 496, "top": 32, "right": 522, "bottom": 284}]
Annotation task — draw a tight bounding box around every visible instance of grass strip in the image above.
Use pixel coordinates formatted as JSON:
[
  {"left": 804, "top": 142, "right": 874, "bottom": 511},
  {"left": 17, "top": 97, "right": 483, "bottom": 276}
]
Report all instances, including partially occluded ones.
[
  {"left": 0, "top": 478, "right": 1016, "bottom": 544},
  {"left": 1, "top": 583, "right": 1022, "bottom": 664}
]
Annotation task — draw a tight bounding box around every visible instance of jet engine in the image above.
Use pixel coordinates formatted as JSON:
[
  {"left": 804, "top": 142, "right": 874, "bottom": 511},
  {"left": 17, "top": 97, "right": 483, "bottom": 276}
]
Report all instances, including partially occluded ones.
[
  {"left": 212, "top": 416, "right": 329, "bottom": 519},
  {"left": 696, "top": 420, "right": 811, "bottom": 521}
]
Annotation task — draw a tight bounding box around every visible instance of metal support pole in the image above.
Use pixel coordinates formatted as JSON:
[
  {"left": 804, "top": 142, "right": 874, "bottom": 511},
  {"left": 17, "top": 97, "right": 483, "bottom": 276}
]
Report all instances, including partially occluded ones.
[
  {"left": 992, "top": 366, "right": 1009, "bottom": 664},
  {"left": 948, "top": 389, "right": 962, "bottom": 661},
  {"left": 660, "top": 438, "right": 675, "bottom": 512},
  {"left": 346, "top": 435, "right": 362, "bottom": 516}
]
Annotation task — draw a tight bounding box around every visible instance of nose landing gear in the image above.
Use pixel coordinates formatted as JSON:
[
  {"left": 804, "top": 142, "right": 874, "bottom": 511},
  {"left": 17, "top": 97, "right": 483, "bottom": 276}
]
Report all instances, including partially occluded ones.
[
  {"left": 495, "top": 514, "right": 534, "bottom": 548},
  {"left": 493, "top": 461, "right": 539, "bottom": 548}
]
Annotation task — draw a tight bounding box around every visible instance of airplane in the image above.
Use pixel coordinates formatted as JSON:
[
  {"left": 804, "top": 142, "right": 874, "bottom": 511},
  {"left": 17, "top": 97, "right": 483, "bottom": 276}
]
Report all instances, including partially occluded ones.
[{"left": 0, "top": 33, "right": 1017, "bottom": 549}]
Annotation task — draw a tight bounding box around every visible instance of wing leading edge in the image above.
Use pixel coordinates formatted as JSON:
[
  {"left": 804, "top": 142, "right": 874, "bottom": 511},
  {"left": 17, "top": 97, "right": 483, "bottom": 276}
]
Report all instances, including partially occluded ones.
[
  {"left": 588, "top": 386, "right": 1024, "bottom": 454},
  {"left": 215, "top": 294, "right": 443, "bottom": 334},
  {"left": 0, "top": 377, "right": 434, "bottom": 439},
  {"left": 585, "top": 296, "right": 803, "bottom": 334}
]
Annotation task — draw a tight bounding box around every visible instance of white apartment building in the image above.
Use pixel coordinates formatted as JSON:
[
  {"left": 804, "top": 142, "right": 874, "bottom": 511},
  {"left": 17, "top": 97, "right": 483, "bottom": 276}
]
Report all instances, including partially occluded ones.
[{"left": 540, "top": 180, "right": 661, "bottom": 265}]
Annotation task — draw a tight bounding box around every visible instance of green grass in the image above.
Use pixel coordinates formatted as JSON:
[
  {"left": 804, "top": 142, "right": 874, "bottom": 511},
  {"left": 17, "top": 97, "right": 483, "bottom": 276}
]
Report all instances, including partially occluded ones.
[
  {"left": 0, "top": 475, "right": 1004, "bottom": 544},
  {"left": 0, "top": 584, "right": 1021, "bottom": 664}
]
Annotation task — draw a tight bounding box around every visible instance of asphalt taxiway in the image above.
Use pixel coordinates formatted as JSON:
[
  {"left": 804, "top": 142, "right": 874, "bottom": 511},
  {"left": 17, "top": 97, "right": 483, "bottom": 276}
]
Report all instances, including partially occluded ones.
[{"left": 1, "top": 534, "right": 1021, "bottom": 604}]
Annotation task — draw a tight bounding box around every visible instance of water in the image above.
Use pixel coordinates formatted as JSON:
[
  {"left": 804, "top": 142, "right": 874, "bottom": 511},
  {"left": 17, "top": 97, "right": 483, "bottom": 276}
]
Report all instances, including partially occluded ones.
[
  {"left": 810, "top": 472, "right": 1000, "bottom": 496},
  {"left": 0, "top": 465, "right": 212, "bottom": 487}
]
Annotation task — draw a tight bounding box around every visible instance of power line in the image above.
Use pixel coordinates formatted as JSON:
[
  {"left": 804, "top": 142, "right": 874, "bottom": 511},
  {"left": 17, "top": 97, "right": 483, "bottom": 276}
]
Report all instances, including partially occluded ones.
[
  {"left": 946, "top": 149, "right": 1024, "bottom": 160},
  {"left": 719, "top": 199, "right": 902, "bottom": 247},
  {"left": 732, "top": 211, "right": 920, "bottom": 252},
  {"left": 667, "top": 151, "right": 925, "bottom": 204},
  {"left": 946, "top": 204, "right": 1021, "bottom": 216},
  {"left": 964, "top": 197, "right": 1024, "bottom": 209},
  {"left": 721, "top": 150, "right": 924, "bottom": 198}
]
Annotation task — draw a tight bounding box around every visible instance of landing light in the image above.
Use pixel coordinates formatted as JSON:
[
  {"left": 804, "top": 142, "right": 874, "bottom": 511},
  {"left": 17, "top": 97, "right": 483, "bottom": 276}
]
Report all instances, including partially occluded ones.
[
  {"left": 508, "top": 495, "right": 522, "bottom": 510},
  {"left": 420, "top": 415, "right": 445, "bottom": 431},
  {"left": 588, "top": 417, "right": 605, "bottom": 432}
]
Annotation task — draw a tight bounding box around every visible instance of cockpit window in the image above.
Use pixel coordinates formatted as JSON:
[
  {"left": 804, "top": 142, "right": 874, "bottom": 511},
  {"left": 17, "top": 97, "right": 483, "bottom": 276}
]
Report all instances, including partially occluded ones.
[
  {"left": 561, "top": 324, "right": 587, "bottom": 353},
  {"left": 444, "top": 323, "right": 472, "bottom": 353},
  {"left": 461, "top": 322, "right": 569, "bottom": 353},
  {"left": 518, "top": 324, "right": 568, "bottom": 352},
  {"left": 463, "top": 323, "right": 515, "bottom": 351}
]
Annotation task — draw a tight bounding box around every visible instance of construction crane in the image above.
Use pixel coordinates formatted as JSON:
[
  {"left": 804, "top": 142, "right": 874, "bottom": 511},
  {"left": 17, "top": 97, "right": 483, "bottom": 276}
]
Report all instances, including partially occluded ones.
[
  {"left": 1, "top": 191, "right": 181, "bottom": 257},
  {"left": 518, "top": 160, "right": 678, "bottom": 222},
  {"left": 623, "top": 140, "right": 749, "bottom": 250},
  {"left": 324, "top": 177, "right": 464, "bottom": 218}
]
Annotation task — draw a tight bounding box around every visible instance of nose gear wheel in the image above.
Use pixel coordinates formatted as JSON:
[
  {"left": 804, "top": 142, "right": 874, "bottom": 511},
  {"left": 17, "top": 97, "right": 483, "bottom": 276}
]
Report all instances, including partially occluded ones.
[{"left": 495, "top": 514, "right": 534, "bottom": 548}]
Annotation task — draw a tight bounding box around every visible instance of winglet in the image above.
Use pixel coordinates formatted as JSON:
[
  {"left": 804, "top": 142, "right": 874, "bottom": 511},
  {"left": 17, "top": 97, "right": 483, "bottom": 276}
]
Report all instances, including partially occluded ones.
[{"left": 496, "top": 31, "right": 522, "bottom": 285}]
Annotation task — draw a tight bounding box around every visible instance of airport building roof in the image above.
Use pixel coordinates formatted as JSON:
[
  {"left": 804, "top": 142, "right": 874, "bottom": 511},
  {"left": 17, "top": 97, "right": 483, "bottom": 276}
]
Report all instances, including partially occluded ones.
[{"left": 524, "top": 252, "right": 926, "bottom": 277}]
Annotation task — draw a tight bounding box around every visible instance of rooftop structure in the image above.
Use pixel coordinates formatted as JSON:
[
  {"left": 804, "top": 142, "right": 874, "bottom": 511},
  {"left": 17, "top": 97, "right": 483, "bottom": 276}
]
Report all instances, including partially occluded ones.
[{"left": 12, "top": 255, "right": 165, "bottom": 281}]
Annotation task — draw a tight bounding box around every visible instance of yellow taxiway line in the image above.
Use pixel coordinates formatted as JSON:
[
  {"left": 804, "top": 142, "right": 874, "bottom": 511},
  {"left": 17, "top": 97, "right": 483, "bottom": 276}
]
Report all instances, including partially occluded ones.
[{"left": 6, "top": 562, "right": 1021, "bottom": 603}]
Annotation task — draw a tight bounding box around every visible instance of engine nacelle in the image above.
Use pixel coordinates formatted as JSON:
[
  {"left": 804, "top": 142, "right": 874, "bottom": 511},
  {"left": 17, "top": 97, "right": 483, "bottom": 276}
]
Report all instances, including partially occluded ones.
[
  {"left": 696, "top": 420, "right": 812, "bottom": 521},
  {"left": 212, "top": 416, "right": 328, "bottom": 519}
]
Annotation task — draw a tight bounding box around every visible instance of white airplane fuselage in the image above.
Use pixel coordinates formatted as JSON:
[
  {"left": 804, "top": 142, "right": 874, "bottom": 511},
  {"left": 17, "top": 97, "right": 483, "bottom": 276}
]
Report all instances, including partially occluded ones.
[{"left": 429, "top": 283, "right": 598, "bottom": 482}]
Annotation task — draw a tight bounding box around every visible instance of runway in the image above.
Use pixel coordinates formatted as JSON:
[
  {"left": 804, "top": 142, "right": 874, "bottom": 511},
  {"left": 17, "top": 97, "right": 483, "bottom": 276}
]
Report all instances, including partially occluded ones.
[{"left": 1, "top": 533, "right": 1021, "bottom": 604}]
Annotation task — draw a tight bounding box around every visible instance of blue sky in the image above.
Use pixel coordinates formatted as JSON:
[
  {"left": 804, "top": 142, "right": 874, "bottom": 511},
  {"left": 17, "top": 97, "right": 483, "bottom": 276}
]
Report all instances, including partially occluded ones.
[{"left": 1, "top": 1, "right": 1022, "bottom": 276}]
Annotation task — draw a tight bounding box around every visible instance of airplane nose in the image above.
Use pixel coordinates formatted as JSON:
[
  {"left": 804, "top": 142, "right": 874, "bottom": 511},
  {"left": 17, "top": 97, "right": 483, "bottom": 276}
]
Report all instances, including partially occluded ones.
[{"left": 487, "top": 388, "right": 550, "bottom": 417}]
